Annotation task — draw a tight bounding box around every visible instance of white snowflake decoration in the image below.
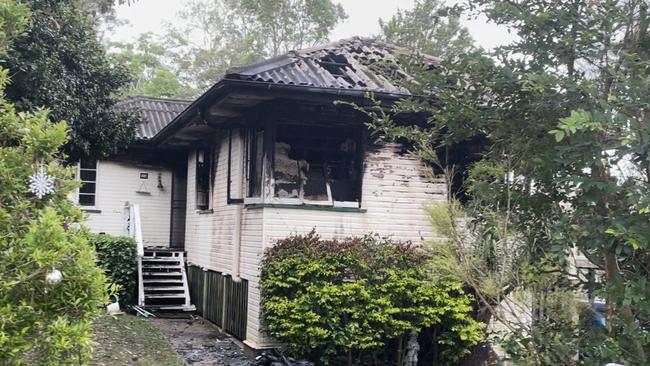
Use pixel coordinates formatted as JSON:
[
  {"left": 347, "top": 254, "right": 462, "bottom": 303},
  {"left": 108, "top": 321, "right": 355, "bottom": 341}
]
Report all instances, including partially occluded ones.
[{"left": 28, "top": 163, "right": 55, "bottom": 199}]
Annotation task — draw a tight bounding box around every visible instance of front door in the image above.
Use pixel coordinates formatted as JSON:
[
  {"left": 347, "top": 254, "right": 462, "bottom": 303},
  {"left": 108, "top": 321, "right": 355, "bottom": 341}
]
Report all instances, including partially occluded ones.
[{"left": 169, "top": 167, "right": 187, "bottom": 249}]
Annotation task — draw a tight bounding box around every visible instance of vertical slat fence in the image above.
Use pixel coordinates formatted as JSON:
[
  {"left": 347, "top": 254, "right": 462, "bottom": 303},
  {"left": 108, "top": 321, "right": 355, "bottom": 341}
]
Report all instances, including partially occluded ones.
[{"left": 186, "top": 265, "right": 248, "bottom": 340}]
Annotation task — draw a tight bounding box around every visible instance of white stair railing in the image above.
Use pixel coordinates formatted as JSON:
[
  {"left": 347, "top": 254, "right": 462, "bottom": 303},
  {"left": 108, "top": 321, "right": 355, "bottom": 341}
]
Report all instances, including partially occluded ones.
[
  {"left": 126, "top": 203, "right": 145, "bottom": 306},
  {"left": 128, "top": 203, "right": 144, "bottom": 256}
]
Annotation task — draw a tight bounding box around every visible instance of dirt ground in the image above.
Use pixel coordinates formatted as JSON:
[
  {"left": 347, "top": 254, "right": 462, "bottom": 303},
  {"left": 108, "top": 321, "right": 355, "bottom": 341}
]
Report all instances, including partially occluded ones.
[{"left": 150, "top": 315, "right": 254, "bottom": 366}]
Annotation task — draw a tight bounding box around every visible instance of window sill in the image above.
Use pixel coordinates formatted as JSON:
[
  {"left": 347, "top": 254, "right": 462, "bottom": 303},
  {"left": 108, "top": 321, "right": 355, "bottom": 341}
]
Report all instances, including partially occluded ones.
[
  {"left": 245, "top": 203, "right": 366, "bottom": 213},
  {"left": 81, "top": 208, "right": 102, "bottom": 213},
  {"left": 195, "top": 209, "right": 214, "bottom": 215}
]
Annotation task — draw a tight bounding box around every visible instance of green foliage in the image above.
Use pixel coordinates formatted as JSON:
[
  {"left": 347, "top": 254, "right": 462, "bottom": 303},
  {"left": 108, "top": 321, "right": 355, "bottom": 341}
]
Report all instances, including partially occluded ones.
[
  {"left": 90, "top": 233, "right": 137, "bottom": 304},
  {"left": 238, "top": 0, "right": 347, "bottom": 56},
  {"left": 260, "top": 231, "right": 483, "bottom": 365},
  {"left": 358, "top": 0, "right": 650, "bottom": 363},
  {"left": 2, "top": 0, "right": 138, "bottom": 160},
  {"left": 379, "top": 0, "right": 474, "bottom": 60},
  {"left": 162, "top": 0, "right": 347, "bottom": 93},
  {"left": 108, "top": 32, "right": 191, "bottom": 98},
  {"left": 0, "top": 0, "right": 28, "bottom": 56},
  {"left": 0, "top": 68, "right": 108, "bottom": 364}
]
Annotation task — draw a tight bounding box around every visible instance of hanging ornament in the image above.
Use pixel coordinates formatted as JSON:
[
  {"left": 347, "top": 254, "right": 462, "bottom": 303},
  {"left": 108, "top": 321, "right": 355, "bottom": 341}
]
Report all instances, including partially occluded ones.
[
  {"left": 45, "top": 268, "right": 63, "bottom": 285},
  {"left": 28, "top": 162, "right": 55, "bottom": 199}
]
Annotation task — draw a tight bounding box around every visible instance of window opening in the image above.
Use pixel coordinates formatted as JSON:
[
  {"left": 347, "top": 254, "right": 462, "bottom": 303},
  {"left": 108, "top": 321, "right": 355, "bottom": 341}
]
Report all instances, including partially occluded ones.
[
  {"left": 247, "top": 127, "right": 265, "bottom": 198},
  {"left": 274, "top": 124, "right": 361, "bottom": 204},
  {"left": 196, "top": 148, "right": 212, "bottom": 210},
  {"left": 78, "top": 159, "right": 97, "bottom": 206}
]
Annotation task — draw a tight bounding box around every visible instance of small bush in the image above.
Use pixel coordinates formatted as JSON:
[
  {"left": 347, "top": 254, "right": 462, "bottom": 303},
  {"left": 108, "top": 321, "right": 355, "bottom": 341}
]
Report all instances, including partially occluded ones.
[
  {"left": 90, "top": 233, "right": 138, "bottom": 304},
  {"left": 260, "top": 231, "right": 484, "bottom": 365}
]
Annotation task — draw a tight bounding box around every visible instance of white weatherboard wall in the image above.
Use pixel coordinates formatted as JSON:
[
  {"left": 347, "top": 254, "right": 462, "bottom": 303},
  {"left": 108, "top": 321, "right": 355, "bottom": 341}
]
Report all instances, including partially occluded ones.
[
  {"left": 181, "top": 132, "right": 447, "bottom": 349},
  {"left": 84, "top": 160, "right": 172, "bottom": 247},
  {"left": 243, "top": 142, "right": 447, "bottom": 348}
]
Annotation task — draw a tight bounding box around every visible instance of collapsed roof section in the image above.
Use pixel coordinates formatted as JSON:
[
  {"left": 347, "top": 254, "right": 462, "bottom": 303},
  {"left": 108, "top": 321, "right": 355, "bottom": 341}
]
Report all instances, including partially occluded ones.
[
  {"left": 226, "top": 37, "right": 439, "bottom": 94},
  {"left": 148, "top": 37, "right": 438, "bottom": 147}
]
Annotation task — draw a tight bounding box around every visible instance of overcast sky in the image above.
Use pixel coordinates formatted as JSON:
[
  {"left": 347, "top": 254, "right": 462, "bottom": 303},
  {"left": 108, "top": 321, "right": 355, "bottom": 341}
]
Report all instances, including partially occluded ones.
[{"left": 110, "top": 0, "right": 515, "bottom": 50}]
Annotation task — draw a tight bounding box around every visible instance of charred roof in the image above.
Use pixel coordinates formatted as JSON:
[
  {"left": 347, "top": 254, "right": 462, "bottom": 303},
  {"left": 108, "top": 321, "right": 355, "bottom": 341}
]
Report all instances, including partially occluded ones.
[{"left": 225, "top": 37, "right": 439, "bottom": 95}]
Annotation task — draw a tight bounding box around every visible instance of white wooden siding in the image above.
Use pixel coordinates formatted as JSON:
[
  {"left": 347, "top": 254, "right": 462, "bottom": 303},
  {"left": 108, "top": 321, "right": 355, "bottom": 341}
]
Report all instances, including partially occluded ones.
[
  {"left": 184, "top": 149, "right": 216, "bottom": 269},
  {"left": 182, "top": 134, "right": 446, "bottom": 348},
  {"left": 243, "top": 143, "right": 446, "bottom": 347},
  {"left": 83, "top": 160, "right": 172, "bottom": 247}
]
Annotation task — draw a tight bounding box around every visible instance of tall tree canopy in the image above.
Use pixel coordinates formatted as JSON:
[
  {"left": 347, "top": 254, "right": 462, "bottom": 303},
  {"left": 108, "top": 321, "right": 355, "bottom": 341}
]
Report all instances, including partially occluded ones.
[
  {"left": 108, "top": 32, "right": 191, "bottom": 98},
  {"left": 379, "top": 0, "right": 474, "bottom": 59},
  {"left": 362, "top": 0, "right": 650, "bottom": 363},
  {"left": 163, "top": 0, "right": 347, "bottom": 94},
  {"left": 3, "top": 0, "right": 138, "bottom": 159}
]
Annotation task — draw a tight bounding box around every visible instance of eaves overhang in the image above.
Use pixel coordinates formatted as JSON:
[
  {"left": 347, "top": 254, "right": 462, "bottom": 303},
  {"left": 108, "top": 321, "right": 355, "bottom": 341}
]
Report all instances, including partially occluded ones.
[{"left": 149, "top": 78, "right": 414, "bottom": 148}]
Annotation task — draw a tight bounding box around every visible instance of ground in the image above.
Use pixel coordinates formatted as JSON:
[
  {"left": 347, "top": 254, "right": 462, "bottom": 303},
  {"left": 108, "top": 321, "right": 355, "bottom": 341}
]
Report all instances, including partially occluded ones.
[
  {"left": 90, "top": 315, "right": 186, "bottom": 366},
  {"left": 90, "top": 314, "right": 254, "bottom": 366},
  {"left": 150, "top": 316, "right": 252, "bottom": 366}
]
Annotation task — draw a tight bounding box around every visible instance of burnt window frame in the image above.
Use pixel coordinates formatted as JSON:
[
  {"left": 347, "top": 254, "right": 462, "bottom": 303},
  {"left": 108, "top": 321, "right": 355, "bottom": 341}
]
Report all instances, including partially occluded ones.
[
  {"left": 195, "top": 147, "right": 213, "bottom": 211},
  {"left": 78, "top": 159, "right": 98, "bottom": 207},
  {"left": 242, "top": 122, "right": 363, "bottom": 208},
  {"left": 245, "top": 125, "right": 266, "bottom": 202}
]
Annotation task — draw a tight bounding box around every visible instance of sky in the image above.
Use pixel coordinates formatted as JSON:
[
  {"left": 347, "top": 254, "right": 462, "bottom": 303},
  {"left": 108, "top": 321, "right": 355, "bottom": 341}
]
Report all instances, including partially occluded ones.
[{"left": 110, "top": 0, "right": 515, "bottom": 50}]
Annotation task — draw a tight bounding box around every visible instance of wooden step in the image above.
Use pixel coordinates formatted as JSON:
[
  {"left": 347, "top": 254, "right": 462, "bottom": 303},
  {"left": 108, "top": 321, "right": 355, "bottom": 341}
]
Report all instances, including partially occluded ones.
[
  {"left": 141, "top": 258, "right": 182, "bottom": 262},
  {"left": 141, "top": 265, "right": 182, "bottom": 269},
  {"left": 143, "top": 304, "right": 197, "bottom": 311},
  {"left": 138, "top": 249, "right": 193, "bottom": 311},
  {"left": 142, "top": 272, "right": 183, "bottom": 276},
  {"left": 144, "top": 286, "right": 185, "bottom": 291},
  {"left": 145, "top": 293, "right": 187, "bottom": 299},
  {"left": 142, "top": 279, "right": 183, "bottom": 283}
]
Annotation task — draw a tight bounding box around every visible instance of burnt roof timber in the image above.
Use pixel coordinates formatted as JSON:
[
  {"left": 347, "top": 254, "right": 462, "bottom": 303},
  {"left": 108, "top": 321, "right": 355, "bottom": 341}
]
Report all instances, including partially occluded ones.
[{"left": 151, "top": 78, "right": 411, "bottom": 147}]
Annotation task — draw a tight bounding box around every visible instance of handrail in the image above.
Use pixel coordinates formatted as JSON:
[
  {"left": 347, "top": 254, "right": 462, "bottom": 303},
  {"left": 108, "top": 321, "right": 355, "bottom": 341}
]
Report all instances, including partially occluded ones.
[
  {"left": 128, "top": 203, "right": 144, "bottom": 257},
  {"left": 126, "top": 202, "right": 145, "bottom": 306}
]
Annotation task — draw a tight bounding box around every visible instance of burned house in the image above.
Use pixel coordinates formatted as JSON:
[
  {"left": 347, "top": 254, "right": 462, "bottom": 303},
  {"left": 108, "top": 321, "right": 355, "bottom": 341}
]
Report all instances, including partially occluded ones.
[{"left": 82, "top": 37, "right": 447, "bottom": 349}]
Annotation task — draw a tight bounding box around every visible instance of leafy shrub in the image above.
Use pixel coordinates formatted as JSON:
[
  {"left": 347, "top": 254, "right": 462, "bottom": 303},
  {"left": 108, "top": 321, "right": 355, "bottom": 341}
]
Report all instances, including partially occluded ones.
[
  {"left": 260, "top": 231, "right": 484, "bottom": 365},
  {"left": 0, "top": 71, "right": 108, "bottom": 364},
  {"left": 90, "top": 233, "right": 138, "bottom": 304}
]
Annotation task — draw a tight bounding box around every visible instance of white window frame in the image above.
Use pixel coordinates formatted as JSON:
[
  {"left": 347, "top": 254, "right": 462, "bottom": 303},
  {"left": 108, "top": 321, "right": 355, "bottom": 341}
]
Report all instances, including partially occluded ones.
[{"left": 77, "top": 159, "right": 99, "bottom": 208}]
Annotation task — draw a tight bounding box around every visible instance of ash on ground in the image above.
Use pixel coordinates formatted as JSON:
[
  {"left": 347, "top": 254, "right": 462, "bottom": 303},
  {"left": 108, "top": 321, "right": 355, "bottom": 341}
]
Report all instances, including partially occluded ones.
[
  {"left": 150, "top": 316, "right": 252, "bottom": 366},
  {"left": 150, "top": 315, "right": 313, "bottom": 366}
]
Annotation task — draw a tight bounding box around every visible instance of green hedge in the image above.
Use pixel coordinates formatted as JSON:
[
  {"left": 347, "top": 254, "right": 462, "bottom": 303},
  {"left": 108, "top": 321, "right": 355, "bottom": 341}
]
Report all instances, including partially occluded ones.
[
  {"left": 90, "top": 233, "right": 138, "bottom": 305},
  {"left": 260, "top": 231, "right": 484, "bottom": 365}
]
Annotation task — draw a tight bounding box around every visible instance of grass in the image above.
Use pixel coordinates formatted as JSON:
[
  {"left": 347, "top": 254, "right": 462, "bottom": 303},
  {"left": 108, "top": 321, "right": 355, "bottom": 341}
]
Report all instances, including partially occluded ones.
[{"left": 90, "top": 315, "right": 186, "bottom": 366}]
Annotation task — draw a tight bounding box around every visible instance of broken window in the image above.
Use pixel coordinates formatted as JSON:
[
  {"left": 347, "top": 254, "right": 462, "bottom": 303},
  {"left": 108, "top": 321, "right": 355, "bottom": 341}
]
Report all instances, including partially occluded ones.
[
  {"left": 195, "top": 148, "right": 212, "bottom": 210},
  {"left": 247, "top": 127, "right": 265, "bottom": 198},
  {"left": 273, "top": 124, "right": 361, "bottom": 205}
]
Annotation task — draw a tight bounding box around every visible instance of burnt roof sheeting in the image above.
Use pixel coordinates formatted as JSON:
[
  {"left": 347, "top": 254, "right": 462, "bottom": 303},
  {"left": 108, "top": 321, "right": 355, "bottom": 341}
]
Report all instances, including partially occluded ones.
[
  {"left": 225, "top": 37, "right": 439, "bottom": 95},
  {"left": 116, "top": 96, "right": 191, "bottom": 140}
]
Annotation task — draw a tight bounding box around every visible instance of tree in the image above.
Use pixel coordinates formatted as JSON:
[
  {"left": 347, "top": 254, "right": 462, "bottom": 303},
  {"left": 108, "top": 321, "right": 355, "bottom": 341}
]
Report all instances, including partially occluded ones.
[
  {"left": 356, "top": 0, "right": 650, "bottom": 364},
  {"left": 108, "top": 32, "right": 191, "bottom": 98},
  {"left": 2, "top": 0, "right": 138, "bottom": 160},
  {"left": 0, "top": 1, "right": 109, "bottom": 364},
  {"left": 163, "top": 0, "right": 347, "bottom": 94},
  {"left": 379, "top": 0, "right": 474, "bottom": 59},
  {"left": 239, "top": 0, "right": 347, "bottom": 57}
]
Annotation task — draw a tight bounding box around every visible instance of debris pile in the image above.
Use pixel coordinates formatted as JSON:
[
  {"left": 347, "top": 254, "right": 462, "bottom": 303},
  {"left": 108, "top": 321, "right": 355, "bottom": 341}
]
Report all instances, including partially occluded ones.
[{"left": 249, "top": 350, "right": 314, "bottom": 366}]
